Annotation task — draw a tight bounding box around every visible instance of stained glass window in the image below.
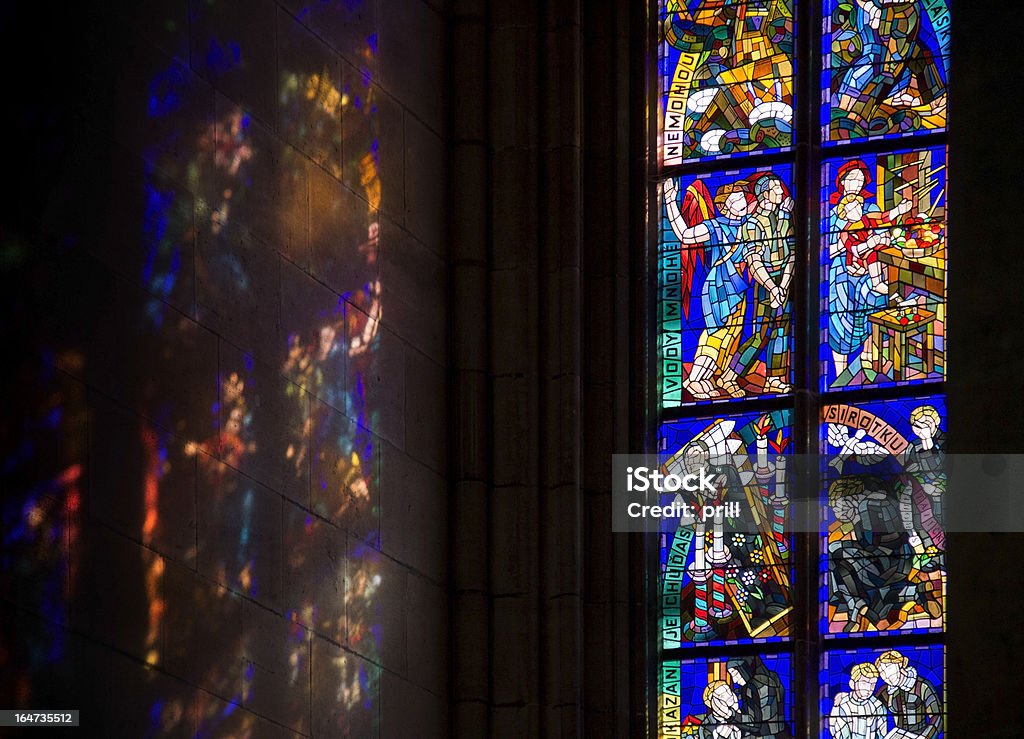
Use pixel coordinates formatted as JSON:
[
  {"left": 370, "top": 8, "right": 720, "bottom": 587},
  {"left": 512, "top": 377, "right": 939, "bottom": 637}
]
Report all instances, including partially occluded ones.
[
  {"left": 659, "top": 166, "right": 795, "bottom": 407},
  {"left": 821, "top": 396, "right": 946, "bottom": 637},
  {"left": 653, "top": 0, "right": 948, "bottom": 736},
  {"left": 820, "top": 147, "right": 946, "bottom": 390},
  {"left": 659, "top": 410, "right": 793, "bottom": 647},
  {"left": 821, "top": 645, "right": 945, "bottom": 738},
  {"left": 660, "top": 653, "right": 795, "bottom": 736},
  {"left": 660, "top": 0, "right": 795, "bottom": 164},
  {"left": 823, "top": 0, "right": 950, "bottom": 143}
]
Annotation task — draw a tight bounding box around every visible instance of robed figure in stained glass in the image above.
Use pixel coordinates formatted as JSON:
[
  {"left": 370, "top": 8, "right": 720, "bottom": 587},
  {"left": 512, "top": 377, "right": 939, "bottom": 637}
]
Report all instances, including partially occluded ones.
[
  {"left": 826, "top": 160, "right": 912, "bottom": 377},
  {"left": 699, "top": 680, "right": 744, "bottom": 739},
  {"left": 727, "top": 656, "right": 793, "bottom": 739},
  {"left": 902, "top": 404, "right": 945, "bottom": 553},
  {"left": 827, "top": 476, "right": 926, "bottom": 631},
  {"left": 830, "top": 0, "right": 948, "bottom": 139},
  {"left": 664, "top": 177, "right": 757, "bottom": 399},
  {"left": 828, "top": 663, "right": 888, "bottom": 739}
]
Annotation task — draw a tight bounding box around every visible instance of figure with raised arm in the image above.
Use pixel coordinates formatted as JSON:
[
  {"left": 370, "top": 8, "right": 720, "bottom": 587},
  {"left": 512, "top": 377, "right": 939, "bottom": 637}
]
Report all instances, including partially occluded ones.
[{"left": 663, "top": 177, "right": 756, "bottom": 399}]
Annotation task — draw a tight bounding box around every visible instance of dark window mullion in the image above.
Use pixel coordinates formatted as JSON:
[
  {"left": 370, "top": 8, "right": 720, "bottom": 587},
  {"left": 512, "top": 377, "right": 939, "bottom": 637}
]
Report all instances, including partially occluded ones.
[{"left": 794, "top": 0, "right": 822, "bottom": 738}]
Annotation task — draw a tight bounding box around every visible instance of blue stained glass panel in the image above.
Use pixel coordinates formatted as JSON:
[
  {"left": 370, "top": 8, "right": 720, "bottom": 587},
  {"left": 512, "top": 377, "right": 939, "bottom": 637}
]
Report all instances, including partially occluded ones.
[
  {"left": 659, "top": 165, "right": 795, "bottom": 408},
  {"left": 822, "top": 645, "right": 945, "bottom": 739},
  {"left": 660, "top": 653, "right": 794, "bottom": 738},
  {"left": 660, "top": 1, "right": 794, "bottom": 164},
  {"left": 660, "top": 410, "right": 794, "bottom": 647},
  {"left": 820, "top": 396, "right": 946, "bottom": 637},
  {"left": 820, "top": 147, "right": 947, "bottom": 391},
  {"left": 823, "top": 0, "right": 950, "bottom": 143}
]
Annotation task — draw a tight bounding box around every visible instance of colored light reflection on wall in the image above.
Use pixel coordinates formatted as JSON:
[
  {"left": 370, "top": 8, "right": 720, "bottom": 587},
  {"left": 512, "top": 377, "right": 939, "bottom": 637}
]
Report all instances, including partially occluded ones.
[
  {"left": 136, "top": 2, "right": 385, "bottom": 734},
  {"left": 1, "top": 1, "right": 385, "bottom": 734},
  {"left": 1, "top": 351, "right": 85, "bottom": 701}
]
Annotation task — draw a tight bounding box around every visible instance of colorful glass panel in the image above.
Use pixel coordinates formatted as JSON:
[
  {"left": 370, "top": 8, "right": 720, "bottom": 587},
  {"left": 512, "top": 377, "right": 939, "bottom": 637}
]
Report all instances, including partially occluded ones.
[
  {"left": 654, "top": 3, "right": 951, "bottom": 733},
  {"left": 659, "top": 166, "right": 795, "bottom": 407},
  {"left": 659, "top": 653, "right": 794, "bottom": 738},
  {"left": 820, "top": 147, "right": 946, "bottom": 391},
  {"left": 823, "top": 0, "right": 950, "bottom": 143},
  {"left": 660, "top": 0, "right": 794, "bottom": 164},
  {"left": 822, "top": 644, "right": 945, "bottom": 739},
  {"left": 820, "top": 396, "right": 946, "bottom": 637},
  {"left": 660, "top": 411, "right": 793, "bottom": 647}
]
